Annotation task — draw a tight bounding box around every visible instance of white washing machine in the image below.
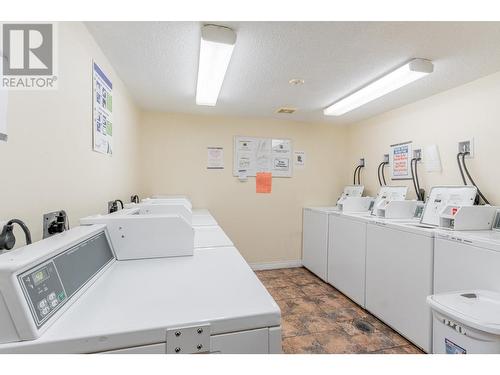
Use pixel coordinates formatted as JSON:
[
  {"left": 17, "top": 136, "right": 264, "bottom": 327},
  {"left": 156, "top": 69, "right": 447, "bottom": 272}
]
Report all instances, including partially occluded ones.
[
  {"left": 364, "top": 186, "right": 478, "bottom": 353},
  {"left": 326, "top": 186, "right": 408, "bottom": 307},
  {"left": 301, "top": 185, "right": 366, "bottom": 281},
  {"left": 434, "top": 226, "right": 500, "bottom": 295},
  {"left": 0, "top": 225, "right": 281, "bottom": 353},
  {"left": 302, "top": 207, "right": 340, "bottom": 281}
]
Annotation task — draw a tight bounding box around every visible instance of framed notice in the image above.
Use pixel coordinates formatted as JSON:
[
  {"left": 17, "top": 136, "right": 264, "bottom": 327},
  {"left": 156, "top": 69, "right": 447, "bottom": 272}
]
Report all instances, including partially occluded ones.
[
  {"left": 389, "top": 141, "right": 413, "bottom": 180},
  {"left": 92, "top": 61, "right": 113, "bottom": 155}
]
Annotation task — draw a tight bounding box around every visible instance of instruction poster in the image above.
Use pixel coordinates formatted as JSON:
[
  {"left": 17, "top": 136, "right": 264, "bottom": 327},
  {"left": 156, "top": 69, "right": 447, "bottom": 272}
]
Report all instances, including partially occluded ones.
[
  {"left": 207, "top": 147, "right": 224, "bottom": 169},
  {"left": 233, "top": 136, "right": 293, "bottom": 177},
  {"left": 92, "top": 61, "right": 113, "bottom": 155},
  {"left": 389, "top": 141, "right": 412, "bottom": 180}
]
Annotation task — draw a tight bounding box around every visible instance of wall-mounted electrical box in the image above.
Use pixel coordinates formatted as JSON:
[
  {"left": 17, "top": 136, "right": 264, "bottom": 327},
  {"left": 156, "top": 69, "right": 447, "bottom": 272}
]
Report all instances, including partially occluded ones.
[
  {"left": 458, "top": 138, "right": 474, "bottom": 158},
  {"left": 413, "top": 148, "right": 422, "bottom": 160},
  {"left": 43, "top": 211, "right": 68, "bottom": 239},
  {"left": 359, "top": 158, "right": 365, "bottom": 167},
  {"left": 383, "top": 154, "right": 389, "bottom": 163}
]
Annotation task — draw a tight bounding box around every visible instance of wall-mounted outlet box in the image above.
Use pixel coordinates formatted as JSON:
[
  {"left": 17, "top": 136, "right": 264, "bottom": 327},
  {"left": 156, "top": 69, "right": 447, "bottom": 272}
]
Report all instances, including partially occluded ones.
[
  {"left": 108, "top": 201, "right": 116, "bottom": 214},
  {"left": 383, "top": 154, "right": 389, "bottom": 163},
  {"left": 458, "top": 138, "right": 474, "bottom": 158},
  {"left": 413, "top": 149, "right": 422, "bottom": 160},
  {"left": 43, "top": 210, "right": 67, "bottom": 239},
  {"left": 359, "top": 158, "right": 365, "bottom": 167}
]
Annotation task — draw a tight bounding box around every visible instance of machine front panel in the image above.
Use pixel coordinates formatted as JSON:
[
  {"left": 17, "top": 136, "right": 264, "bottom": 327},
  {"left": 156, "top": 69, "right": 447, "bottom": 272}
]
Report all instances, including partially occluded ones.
[{"left": 17, "top": 231, "right": 114, "bottom": 328}]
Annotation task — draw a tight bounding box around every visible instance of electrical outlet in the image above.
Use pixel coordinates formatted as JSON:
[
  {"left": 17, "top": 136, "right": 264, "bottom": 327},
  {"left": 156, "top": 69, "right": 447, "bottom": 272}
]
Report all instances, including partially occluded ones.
[
  {"left": 359, "top": 158, "right": 365, "bottom": 167},
  {"left": 43, "top": 210, "right": 67, "bottom": 239},
  {"left": 458, "top": 139, "right": 474, "bottom": 157},
  {"left": 383, "top": 154, "right": 389, "bottom": 163},
  {"left": 413, "top": 149, "right": 422, "bottom": 160}
]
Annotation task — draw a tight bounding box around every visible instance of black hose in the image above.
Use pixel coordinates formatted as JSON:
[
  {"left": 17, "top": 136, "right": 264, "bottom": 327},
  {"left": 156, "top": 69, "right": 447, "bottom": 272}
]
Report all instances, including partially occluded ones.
[
  {"left": 353, "top": 166, "right": 361, "bottom": 185},
  {"left": 381, "top": 162, "right": 388, "bottom": 186},
  {"left": 414, "top": 157, "right": 422, "bottom": 201},
  {"left": 377, "top": 162, "right": 383, "bottom": 187},
  {"left": 457, "top": 152, "right": 467, "bottom": 185},
  {"left": 115, "top": 199, "right": 124, "bottom": 209},
  {"left": 461, "top": 152, "right": 490, "bottom": 205},
  {"left": 7, "top": 219, "right": 32, "bottom": 245},
  {"left": 410, "top": 158, "right": 421, "bottom": 201},
  {"left": 357, "top": 165, "right": 362, "bottom": 185}
]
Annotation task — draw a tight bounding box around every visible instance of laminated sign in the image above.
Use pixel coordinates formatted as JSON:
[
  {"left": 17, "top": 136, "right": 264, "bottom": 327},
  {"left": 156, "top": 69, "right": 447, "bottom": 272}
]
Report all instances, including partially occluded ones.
[{"left": 256, "top": 172, "right": 272, "bottom": 194}]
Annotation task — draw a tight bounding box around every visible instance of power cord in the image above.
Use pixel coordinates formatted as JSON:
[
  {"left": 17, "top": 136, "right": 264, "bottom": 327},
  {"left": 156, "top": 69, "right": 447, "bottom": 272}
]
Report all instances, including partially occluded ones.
[
  {"left": 0, "top": 219, "right": 32, "bottom": 251},
  {"left": 461, "top": 152, "right": 490, "bottom": 205}
]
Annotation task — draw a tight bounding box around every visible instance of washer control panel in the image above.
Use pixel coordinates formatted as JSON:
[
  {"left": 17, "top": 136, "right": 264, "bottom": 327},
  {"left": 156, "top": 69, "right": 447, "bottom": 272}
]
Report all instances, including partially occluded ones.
[
  {"left": 19, "top": 261, "right": 66, "bottom": 327},
  {"left": 17, "top": 231, "right": 114, "bottom": 329}
]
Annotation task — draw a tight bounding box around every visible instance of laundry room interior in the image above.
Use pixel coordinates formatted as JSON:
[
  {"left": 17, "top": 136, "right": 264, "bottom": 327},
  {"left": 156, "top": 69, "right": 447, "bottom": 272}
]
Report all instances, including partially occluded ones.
[{"left": 2, "top": 1, "right": 500, "bottom": 369}]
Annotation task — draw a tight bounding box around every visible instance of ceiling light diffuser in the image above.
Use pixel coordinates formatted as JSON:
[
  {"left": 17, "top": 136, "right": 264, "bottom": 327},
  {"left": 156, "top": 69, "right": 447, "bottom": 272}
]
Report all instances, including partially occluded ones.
[
  {"left": 323, "top": 58, "right": 434, "bottom": 116},
  {"left": 196, "top": 24, "right": 236, "bottom": 106}
]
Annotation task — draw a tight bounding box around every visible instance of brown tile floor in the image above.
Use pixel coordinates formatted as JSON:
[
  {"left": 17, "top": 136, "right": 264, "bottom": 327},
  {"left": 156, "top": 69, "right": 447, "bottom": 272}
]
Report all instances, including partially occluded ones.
[{"left": 255, "top": 267, "right": 424, "bottom": 354}]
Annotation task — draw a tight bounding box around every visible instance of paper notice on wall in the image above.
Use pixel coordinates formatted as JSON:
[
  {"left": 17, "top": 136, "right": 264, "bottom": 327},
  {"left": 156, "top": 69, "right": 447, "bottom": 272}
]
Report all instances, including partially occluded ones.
[
  {"left": 0, "top": 50, "right": 7, "bottom": 142},
  {"left": 256, "top": 172, "right": 272, "bottom": 193},
  {"left": 92, "top": 61, "right": 113, "bottom": 155},
  {"left": 207, "top": 147, "right": 224, "bottom": 169},
  {"left": 0, "top": 89, "right": 7, "bottom": 142},
  {"left": 389, "top": 141, "right": 413, "bottom": 180},
  {"left": 424, "top": 144, "right": 442, "bottom": 173},
  {"left": 294, "top": 151, "right": 305, "bottom": 167}
]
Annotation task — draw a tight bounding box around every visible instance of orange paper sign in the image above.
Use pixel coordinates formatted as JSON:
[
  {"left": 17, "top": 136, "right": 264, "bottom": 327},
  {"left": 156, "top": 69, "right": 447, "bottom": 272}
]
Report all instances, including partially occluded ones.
[{"left": 256, "top": 172, "right": 272, "bottom": 193}]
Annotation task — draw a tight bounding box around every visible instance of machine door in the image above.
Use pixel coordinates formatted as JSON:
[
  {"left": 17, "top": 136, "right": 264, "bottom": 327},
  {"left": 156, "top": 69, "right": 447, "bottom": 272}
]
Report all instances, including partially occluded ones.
[
  {"left": 434, "top": 238, "right": 500, "bottom": 294},
  {"left": 302, "top": 209, "right": 329, "bottom": 281},
  {"left": 328, "top": 215, "right": 366, "bottom": 307},
  {"left": 365, "top": 224, "right": 433, "bottom": 352}
]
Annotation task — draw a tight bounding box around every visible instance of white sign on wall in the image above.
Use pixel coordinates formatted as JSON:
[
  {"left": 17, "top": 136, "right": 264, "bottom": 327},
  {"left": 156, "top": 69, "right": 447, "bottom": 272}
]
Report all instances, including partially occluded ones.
[
  {"left": 92, "top": 61, "right": 113, "bottom": 155},
  {"left": 233, "top": 136, "right": 293, "bottom": 177},
  {"left": 389, "top": 141, "right": 413, "bottom": 180}
]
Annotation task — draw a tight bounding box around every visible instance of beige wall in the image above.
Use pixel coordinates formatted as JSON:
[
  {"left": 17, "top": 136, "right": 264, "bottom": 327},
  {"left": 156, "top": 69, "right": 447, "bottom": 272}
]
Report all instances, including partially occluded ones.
[
  {"left": 139, "top": 112, "right": 347, "bottom": 265},
  {"left": 0, "top": 22, "right": 141, "bottom": 244},
  {"left": 346, "top": 71, "right": 500, "bottom": 204}
]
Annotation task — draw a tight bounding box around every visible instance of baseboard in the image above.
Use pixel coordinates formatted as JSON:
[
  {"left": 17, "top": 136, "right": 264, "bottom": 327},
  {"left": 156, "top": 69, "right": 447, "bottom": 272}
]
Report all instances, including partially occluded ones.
[{"left": 250, "top": 260, "right": 303, "bottom": 271}]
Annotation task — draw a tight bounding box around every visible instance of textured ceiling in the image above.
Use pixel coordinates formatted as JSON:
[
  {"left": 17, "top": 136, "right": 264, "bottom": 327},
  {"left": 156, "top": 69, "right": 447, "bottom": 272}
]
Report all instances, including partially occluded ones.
[{"left": 86, "top": 21, "right": 500, "bottom": 125}]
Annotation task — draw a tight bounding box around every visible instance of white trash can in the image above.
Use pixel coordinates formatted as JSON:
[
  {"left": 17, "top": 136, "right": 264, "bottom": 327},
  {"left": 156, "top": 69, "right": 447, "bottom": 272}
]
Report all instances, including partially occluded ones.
[{"left": 427, "top": 290, "right": 500, "bottom": 354}]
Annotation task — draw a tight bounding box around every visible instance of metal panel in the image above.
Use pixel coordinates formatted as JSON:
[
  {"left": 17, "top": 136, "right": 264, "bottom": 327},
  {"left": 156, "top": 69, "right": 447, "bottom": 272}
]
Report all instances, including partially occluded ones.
[{"left": 211, "top": 328, "right": 269, "bottom": 354}]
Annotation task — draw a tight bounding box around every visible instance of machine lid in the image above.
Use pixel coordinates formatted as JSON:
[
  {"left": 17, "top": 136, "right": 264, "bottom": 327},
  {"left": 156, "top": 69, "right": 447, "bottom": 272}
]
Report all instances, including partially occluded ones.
[
  {"left": 304, "top": 206, "right": 340, "bottom": 213},
  {"left": 0, "top": 247, "right": 280, "bottom": 353},
  {"left": 427, "top": 290, "right": 500, "bottom": 335}
]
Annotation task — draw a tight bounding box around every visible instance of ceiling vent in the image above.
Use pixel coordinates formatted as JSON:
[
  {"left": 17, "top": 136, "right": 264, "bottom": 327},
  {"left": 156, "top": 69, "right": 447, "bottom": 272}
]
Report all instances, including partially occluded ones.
[{"left": 276, "top": 107, "right": 297, "bottom": 114}]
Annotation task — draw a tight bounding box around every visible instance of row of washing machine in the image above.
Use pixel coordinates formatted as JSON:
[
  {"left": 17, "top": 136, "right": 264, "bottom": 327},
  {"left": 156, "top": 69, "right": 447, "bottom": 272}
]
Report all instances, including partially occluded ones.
[
  {"left": 0, "top": 195, "right": 282, "bottom": 354},
  {"left": 303, "top": 185, "right": 500, "bottom": 353}
]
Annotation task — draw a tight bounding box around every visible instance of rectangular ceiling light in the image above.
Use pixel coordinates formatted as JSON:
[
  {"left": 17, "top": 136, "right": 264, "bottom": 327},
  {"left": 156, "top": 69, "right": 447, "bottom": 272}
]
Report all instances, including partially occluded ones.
[
  {"left": 323, "top": 58, "right": 434, "bottom": 116},
  {"left": 196, "top": 25, "right": 236, "bottom": 106}
]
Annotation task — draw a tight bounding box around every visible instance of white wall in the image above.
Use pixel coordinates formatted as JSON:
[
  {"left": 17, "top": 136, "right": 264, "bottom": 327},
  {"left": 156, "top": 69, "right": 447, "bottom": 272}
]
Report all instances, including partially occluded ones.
[
  {"left": 0, "top": 22, "right": 141, "bottom": 244},
  {"left": 139, "top": 111, "right": 347, "bottom": 265},
  {"left": 346, "top": 71, "right": 500, "bottom": 204}
]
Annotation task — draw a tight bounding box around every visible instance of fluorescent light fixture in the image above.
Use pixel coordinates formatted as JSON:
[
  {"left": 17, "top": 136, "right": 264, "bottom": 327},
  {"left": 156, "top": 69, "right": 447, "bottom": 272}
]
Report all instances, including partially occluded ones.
[
  {"left": 323, "top": 58, "right": 434, "bottom": 116},
  {"left": 196, "top": 25, "right": 236, "bottom": 106}
]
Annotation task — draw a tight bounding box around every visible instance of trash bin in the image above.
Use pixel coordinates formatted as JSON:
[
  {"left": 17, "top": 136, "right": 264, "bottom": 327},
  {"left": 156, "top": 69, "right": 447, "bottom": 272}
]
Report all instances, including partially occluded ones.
[{"left": 427, "top": 290, "right": 500, "bottom": 354}]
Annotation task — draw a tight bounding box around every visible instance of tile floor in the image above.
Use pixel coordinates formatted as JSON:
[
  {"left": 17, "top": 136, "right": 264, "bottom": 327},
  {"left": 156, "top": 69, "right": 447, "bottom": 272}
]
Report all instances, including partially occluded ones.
[{"left": 255, "top": 267, "right": 423, "bottom": 354}]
